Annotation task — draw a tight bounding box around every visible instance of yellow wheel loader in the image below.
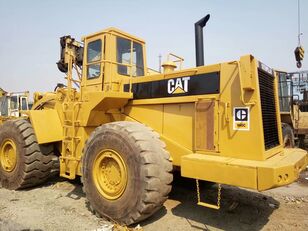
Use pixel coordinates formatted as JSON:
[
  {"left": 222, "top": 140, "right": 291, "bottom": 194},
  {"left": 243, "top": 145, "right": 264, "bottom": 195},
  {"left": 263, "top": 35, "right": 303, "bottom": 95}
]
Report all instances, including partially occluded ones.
[
  {"left": 0, "top": 91, "right": 30, "bottom": 125},
  {"left": 0, "top": 15, "right": 307, "bottom": 225}
]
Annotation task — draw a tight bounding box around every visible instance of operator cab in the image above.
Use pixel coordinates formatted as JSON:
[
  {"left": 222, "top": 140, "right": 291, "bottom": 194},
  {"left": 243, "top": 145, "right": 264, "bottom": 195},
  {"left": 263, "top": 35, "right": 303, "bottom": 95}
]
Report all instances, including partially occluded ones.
[
  {"left": 81, "top": 28, "right": 146, "bottom": 93},
  {"left": 0, "top": 93, "right": 29, "bottom": 117}
]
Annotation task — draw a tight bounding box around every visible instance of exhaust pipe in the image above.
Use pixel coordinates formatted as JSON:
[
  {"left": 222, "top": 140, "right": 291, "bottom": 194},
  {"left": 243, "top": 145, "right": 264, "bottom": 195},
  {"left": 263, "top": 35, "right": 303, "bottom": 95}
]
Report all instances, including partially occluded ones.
[{"left": 195, "top": 14, "right": 210, "bottom": 67}]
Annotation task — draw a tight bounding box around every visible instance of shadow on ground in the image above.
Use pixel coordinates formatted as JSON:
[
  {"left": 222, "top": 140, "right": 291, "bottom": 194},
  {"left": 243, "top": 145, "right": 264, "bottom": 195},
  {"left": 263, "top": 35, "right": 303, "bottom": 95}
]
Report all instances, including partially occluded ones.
[
  {"left": 145, "top": 171, "right": 279, "bottom": 231},
  {"left": 38, "top": 175, "right": 85, "bottom": 200},
  {"left": 24, "top": 172, "right": 281, "bottom": 230}
]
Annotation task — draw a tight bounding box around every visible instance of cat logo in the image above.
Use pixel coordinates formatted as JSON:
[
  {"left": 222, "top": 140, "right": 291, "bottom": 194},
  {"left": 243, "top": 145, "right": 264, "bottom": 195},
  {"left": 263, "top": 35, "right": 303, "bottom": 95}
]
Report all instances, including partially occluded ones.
[
  {"left": 167, "top": 77, "right": 190, "bottom": 94},
  {"left": 233, "top": 107, "right": 250, "bottom": 131}
]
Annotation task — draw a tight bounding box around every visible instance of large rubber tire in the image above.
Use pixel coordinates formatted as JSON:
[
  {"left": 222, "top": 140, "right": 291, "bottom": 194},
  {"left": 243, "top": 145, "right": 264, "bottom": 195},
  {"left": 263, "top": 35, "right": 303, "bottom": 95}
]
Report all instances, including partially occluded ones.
[
  {"left": 0, "top": 119, "right": 56, "bottom": 189},
  {"left": 298, "top": 134, "right": 306, "bottom": 149},
  {"left": 82, "top": 121, "right": 173, "bottom": 225},
  {"left": 282, "top": 123, "right": 295, "bottom": 148}
]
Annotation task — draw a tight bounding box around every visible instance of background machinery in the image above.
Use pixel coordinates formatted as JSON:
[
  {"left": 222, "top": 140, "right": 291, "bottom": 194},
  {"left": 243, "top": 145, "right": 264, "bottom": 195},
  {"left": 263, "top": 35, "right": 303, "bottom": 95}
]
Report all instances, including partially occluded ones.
[
  {"left": 0, "top": 15, "right": 307, "bottom": 225},
  {"left": 0, "top": 90, "right": 30, "bottom": 124},
  {"left": 278, "top": 70, "right": 308, "bottom": 148}
]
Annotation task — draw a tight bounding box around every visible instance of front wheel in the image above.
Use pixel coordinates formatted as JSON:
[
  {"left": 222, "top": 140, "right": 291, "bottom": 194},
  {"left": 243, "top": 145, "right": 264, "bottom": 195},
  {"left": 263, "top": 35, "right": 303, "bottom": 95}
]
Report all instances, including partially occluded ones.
[
  {"left": 82, "top": 121, "right": 173, "bottom": 225},
  {"left": 0, "top": 119, "right": 55, "bottom": 189}
]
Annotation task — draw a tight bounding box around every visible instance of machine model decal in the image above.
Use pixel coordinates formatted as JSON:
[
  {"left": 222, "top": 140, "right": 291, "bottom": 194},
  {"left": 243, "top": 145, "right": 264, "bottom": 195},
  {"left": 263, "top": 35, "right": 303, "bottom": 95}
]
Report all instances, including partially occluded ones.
[
  {"left": 124, "top": 72, "right": 220, "bottom": 99},
  {"left": 258, "top": 61, "right": 274, "bottom": 76},
  {"left": 233, "top": 107, "right": 250, "bottom": 131}
]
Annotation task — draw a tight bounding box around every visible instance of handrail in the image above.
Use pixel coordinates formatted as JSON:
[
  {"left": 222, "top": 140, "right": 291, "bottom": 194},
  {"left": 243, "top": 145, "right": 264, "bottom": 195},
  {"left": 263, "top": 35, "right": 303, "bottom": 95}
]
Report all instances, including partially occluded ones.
[
  {"left": 167, "top": 53, "right": 184, "bottom": 70},
  {"left": 231, "top": 61, "right": 256, "bottom": 106}
]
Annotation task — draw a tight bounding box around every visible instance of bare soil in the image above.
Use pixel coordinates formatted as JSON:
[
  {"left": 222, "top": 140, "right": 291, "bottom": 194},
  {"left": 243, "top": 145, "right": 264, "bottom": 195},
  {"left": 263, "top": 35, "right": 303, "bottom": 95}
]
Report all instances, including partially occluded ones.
[{"left": 0, "top": 170, "right": 308, "bottom": 231}]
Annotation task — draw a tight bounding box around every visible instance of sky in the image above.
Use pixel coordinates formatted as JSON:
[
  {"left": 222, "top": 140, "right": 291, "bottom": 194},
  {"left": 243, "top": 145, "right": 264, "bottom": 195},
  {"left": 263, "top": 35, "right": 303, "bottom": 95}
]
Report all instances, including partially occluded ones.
[{"left": 0, "top": 0, "right": 307, "bottom": 95}]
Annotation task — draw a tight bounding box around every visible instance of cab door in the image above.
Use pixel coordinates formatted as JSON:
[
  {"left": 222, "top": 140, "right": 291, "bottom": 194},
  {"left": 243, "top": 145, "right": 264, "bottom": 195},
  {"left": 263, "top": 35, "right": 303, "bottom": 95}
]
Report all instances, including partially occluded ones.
[{"left": 20, "top": 96, "right": 28, "bottom": 116}]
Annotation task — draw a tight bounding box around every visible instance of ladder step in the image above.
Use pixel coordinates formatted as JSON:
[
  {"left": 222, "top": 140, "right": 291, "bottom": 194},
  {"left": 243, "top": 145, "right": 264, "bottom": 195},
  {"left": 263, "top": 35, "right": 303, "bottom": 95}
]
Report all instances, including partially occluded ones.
[
  {"left": 63, "top": 137, "right": 81, "bottom": 141},
  {"left": 197, "top": 202, "right": 220, "bottom": 209},
  {"left": 196, "top": 179, "right": 221, "bottom": 210},
  {"left": 63, "top": 121, "right": 80, "bottom": 125}
]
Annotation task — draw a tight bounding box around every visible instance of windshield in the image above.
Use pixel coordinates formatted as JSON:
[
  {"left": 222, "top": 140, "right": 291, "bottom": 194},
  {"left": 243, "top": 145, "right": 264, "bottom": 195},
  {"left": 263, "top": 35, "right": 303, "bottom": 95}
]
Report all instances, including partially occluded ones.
[{"left": 87, "top": 39, "right": 102, "bottom": 79}]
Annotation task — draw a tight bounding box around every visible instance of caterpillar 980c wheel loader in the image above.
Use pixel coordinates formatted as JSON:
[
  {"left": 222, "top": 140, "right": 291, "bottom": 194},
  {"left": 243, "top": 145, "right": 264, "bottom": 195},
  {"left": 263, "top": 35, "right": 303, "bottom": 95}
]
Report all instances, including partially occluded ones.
[{"left": 0, "top": 15, "right": 307, "bottom": 225}]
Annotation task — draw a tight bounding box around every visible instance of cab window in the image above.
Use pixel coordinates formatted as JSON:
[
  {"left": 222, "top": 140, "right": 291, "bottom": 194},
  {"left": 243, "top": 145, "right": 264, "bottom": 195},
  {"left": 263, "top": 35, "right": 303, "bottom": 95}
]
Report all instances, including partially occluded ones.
[
  {"left": 10, "top": 96, "right": 18, "bottom": 110},
  {"left": 117, "top": 37, "right": 144, "bottom": 77},
  {"left": 87, "top": 40, "right": 102, "bottom": 79},
  {"left": 133, "top": 42, "right": 144, "bottom": 76},
  {"left": 21, "top": 97, "right": 28, "bottom": 110}
]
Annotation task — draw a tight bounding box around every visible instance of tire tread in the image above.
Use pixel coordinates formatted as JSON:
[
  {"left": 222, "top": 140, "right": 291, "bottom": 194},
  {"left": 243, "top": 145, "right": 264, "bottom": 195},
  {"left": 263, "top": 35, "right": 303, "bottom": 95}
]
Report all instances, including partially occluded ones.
[
  {"left": 82, "top": 121, "right": 173, "bottom": 225},
  {"left": 0, "top": 119, "right": 58, "bottom": 189}
]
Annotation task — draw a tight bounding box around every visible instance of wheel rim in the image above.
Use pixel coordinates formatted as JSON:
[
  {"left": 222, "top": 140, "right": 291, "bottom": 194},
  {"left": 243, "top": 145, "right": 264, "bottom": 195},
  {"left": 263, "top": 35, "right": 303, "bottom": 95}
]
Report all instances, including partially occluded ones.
[
  {"left": 93, "top": 149, "right": 128, "bottom": 200},
  {"left": 0, "top": 139, "right": 17, "bottom": 172}
]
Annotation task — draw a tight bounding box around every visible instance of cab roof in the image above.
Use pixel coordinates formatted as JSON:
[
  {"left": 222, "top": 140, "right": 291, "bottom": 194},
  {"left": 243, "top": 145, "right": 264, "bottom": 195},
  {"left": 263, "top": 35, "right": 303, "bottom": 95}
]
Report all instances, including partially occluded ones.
[{"left": 81, "top": 27, "right": 145, "bottom": 44}]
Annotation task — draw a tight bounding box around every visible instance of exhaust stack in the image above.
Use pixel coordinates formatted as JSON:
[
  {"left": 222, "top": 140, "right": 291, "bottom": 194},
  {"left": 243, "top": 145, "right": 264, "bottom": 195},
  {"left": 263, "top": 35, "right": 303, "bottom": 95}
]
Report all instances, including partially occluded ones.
[{"left": 195, "top": 14, "right": 210, "bottom": 67}]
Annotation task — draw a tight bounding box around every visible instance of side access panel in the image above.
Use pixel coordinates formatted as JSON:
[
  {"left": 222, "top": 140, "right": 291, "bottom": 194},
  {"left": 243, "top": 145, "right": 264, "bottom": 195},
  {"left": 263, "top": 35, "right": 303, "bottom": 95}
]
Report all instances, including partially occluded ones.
[{"left": 28, "top": 110, "right": 63, "bottom": 144}]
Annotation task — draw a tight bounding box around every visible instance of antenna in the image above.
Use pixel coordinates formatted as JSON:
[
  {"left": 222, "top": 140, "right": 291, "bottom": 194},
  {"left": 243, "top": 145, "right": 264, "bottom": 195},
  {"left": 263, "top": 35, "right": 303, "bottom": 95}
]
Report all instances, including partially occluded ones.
[{"left": 159, "top": 54, "right": 162, "bottom": 73}]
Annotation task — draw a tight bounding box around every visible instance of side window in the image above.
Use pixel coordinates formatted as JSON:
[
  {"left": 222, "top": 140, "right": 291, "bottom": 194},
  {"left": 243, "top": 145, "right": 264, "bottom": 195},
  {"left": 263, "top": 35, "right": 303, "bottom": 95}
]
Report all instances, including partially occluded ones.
[
  {"left": 117, "top": 37, "right": 144, "bottom": 77},
  {"left": 21, "top": 97, "right": 28, "bottom": 110},
  {"left": 133, "top": 42, "right": 144, "bottom": 76},
  {"left": 87, "top": 40, "right": 102, "bottom": 79},
  {"left": 117, "top": 37, "right": 131, "bottom": 76}
]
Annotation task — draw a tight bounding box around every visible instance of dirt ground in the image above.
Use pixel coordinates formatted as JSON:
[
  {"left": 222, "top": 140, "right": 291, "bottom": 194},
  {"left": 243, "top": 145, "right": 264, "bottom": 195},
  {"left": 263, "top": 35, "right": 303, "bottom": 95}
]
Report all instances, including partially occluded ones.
[{"left": 0, "top": 170, "right": 308, "bottom": 231}]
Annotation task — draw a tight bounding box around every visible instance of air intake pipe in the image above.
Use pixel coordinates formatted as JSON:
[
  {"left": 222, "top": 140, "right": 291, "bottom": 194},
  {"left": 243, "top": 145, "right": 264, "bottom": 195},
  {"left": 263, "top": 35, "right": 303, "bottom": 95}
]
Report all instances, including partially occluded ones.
[{"left": 195, "top": 14, "right": 210, "bottom": 67}]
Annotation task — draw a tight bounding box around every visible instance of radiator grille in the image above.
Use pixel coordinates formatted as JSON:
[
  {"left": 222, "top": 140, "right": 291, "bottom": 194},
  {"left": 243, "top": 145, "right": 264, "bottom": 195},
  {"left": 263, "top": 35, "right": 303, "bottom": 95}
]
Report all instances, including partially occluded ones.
[{"left": 258, "top": 69, "right": 280, "bottom": 150}]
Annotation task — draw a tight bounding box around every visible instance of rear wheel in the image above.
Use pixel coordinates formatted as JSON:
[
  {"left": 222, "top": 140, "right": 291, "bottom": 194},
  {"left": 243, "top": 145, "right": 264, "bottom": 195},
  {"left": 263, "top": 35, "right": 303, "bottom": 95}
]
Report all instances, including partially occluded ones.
[
  {"left": 282, "top": 123, "right": 295, "bottom": 148},
  {"left": 298, "top": 134, "right": 306, "bottom": 149},
  {"left": 0, "top": 119, "right": 56, "bottom": 189},
  {"left": 82, "top": 121, "right": 173, "bottom": 225}
]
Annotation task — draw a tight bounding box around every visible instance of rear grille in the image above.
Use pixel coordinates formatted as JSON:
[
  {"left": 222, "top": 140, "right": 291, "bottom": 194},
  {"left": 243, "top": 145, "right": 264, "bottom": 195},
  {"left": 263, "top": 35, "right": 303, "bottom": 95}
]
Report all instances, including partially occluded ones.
[{"left": 258, "top": 69, "right": 280, "bottom": 150}]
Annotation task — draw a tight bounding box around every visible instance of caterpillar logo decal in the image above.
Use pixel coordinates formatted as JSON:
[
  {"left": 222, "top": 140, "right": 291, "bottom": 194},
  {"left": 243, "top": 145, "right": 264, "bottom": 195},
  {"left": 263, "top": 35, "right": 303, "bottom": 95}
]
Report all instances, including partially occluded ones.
[
  {"left": 233, "top": 107, "right": 250, "bottom": 131},
  {"left": 123, "top": 72, "right": 220, "bottom": 99},
  {"left": 167, "top": 77, "right": 190, "bottom": 94}
]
